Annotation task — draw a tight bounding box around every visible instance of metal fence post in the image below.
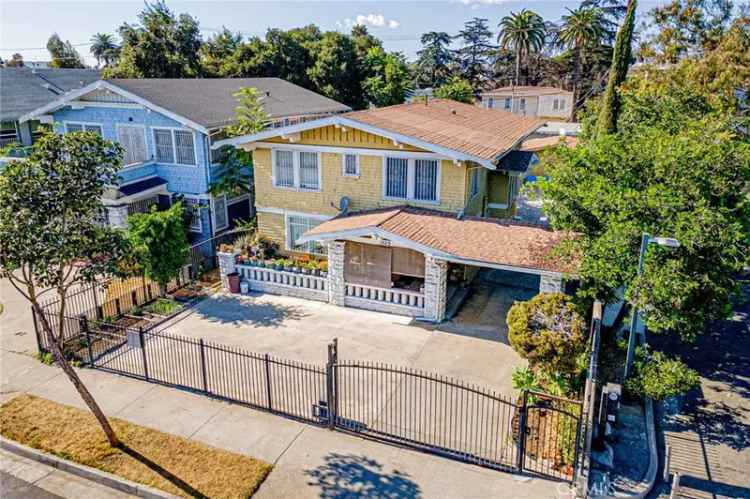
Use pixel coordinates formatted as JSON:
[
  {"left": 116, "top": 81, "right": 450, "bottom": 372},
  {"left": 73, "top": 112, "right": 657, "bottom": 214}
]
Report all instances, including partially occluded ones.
[
  {"left": 199, "top": 338, "right": 208, "bottom": 393},
  {"left": 264, "top": 353, "right": 273, "bottom": 411},
  {"left": 32, "top": 306, "right": 44, "bottom": 353},
  {"left": 516, "top": 390, "right": 529, "bottom": 472},
  {"left": 79, "top": 315, "right": 94, "bottom": 367},
  {"left": 139, "top": 327, "right": 149, "bottom": 380},
  {"left": 326, "top": 339, "right": 338, "bottom": 429}
]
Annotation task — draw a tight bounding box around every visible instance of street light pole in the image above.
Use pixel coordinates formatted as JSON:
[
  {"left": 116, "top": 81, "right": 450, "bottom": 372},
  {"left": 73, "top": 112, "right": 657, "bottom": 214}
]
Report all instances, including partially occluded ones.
[
  {"left": 624, "top": 232, "right": 681, "bottom": 379},
  {"left": 624, "top": 233, "right": 650, "bottom": 379}
]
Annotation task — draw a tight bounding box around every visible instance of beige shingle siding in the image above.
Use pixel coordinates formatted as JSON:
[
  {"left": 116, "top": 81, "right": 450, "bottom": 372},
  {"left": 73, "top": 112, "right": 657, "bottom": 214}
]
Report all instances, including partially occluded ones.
[
  {"left": 257, "top": 211, "right": 287, "bottom": 250},
  {"left": 254, "top": 148, "right": 467, "bottom": 217},
  {"left": 267, "top": 125, "right": 425, "bottom": 152}
]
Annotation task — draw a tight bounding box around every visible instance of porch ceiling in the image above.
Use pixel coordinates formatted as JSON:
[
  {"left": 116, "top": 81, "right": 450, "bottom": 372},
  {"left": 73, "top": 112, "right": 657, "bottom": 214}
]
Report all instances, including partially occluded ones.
[{"left": 299, "top": 206, "right": 579, "bottom": 276}]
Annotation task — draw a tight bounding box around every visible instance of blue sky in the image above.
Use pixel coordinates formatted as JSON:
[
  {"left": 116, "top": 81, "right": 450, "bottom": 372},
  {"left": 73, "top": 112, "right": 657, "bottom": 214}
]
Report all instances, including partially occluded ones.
[{"left": 1, "top": 0, "right": 664, "bottom": 66}]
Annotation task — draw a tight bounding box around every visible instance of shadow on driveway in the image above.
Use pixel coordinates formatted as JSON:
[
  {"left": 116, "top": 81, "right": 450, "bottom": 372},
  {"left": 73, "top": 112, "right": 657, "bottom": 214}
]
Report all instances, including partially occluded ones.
[
  {"left": 305, "top": 453, "right": 421, "bottom": 499},
  {"left": 189, "top": 294, "right": 310, "bottom": 329}
]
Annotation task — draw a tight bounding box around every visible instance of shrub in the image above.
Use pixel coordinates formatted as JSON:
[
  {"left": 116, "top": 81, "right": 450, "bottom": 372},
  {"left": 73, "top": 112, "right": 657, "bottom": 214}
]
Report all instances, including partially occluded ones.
[
  {"left": 507, "top": 293, "right": 587, "bottom": 378},
  {"left": 625, "top": 346, "right": 700, "bottom": 400}
]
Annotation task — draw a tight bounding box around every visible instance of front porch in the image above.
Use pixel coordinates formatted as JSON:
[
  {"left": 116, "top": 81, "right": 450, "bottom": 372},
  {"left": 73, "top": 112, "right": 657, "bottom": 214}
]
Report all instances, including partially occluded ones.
[{"left": 219, "top": 207, "right": 574, "bottom": 322}]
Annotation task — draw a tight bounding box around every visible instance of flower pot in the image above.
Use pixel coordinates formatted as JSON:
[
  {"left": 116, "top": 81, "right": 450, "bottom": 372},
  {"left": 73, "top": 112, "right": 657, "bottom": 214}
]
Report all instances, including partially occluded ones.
[
  {"left": 284, "top": 266, "right": 294, "bottom": 273},
  {"left": 321, "top": 271, "right": 328, "bottom": 278},
  {"left": 301, "top": 268, "right": 310, "bottom": 275},
  {"left": 292, "top": 266, "right": 301, "bottom": 273}
]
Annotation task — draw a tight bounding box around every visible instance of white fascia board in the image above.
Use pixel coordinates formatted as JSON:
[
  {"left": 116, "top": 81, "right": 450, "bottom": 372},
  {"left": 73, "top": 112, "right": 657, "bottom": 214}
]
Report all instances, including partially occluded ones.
[
  {"left": 20, "top": 81, "right": 210, "bottom": 135},
  {"left": 213, "top": 116, "right": 497, "bottom": 170}
]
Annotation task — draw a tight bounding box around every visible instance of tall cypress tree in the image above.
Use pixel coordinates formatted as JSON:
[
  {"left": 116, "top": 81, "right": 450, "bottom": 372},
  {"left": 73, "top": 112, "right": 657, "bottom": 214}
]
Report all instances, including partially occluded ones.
[{"left": 596, "top": 0, "right": 637, "bottom": 135}]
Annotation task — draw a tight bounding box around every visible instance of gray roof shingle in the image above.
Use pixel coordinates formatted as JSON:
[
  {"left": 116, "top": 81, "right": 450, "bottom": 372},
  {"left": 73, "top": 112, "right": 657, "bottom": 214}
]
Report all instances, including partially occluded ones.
[
  {"left": 109, "top": 78, "right": 352, "bottom": 129},
  {"left": 0, "top": 68, "right": 100, "bottom": 121}
]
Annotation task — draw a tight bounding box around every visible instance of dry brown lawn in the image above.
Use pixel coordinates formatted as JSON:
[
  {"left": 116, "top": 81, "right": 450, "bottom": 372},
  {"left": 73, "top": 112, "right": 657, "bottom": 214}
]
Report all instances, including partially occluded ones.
[{"left": 0, "top": 395, "right": 272, "bottom": 498}]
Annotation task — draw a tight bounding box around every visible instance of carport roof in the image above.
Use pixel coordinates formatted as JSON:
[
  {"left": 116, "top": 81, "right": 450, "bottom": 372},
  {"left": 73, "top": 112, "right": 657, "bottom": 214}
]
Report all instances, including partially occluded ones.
[{"left": 300, "top": 206, "right": 579, "bottom": 276}]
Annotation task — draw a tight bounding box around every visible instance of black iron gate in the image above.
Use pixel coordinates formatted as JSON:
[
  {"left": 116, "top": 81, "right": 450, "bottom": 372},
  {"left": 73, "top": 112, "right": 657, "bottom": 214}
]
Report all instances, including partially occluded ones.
[{"left": 324, "top": 340, "right": 583, "bottom": 482}]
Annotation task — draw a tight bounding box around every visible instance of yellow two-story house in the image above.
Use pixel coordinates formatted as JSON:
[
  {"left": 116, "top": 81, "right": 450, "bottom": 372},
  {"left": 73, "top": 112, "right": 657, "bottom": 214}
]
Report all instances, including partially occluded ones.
[{"left": 215, "top": 99, "right": 577, "bottom": 322}]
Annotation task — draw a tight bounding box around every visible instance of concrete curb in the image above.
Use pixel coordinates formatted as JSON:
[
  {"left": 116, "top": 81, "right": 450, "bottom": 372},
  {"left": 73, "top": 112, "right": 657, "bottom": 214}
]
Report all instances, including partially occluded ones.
[{"left": 0, "top": 436, "right": 179, "bottom": 499}]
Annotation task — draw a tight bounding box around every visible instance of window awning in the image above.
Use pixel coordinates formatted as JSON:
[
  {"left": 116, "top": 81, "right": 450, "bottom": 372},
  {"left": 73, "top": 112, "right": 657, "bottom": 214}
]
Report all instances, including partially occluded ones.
[
  {"left": 298, "top": 206, "right": 579, "bottom": 277},
  {"left": 119, "top": 176, "right": 168, "bottom": 197}
]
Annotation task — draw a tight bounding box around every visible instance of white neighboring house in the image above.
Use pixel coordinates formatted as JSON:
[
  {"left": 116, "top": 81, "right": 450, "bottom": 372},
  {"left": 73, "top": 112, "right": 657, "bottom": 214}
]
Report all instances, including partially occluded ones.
[{"left": 480, "top": 86, "right": 573, "bottom": 120}]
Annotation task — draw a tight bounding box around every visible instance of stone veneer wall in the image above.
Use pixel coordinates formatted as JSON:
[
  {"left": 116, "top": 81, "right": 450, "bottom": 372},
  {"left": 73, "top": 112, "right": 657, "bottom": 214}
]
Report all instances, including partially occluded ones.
[{"left": 423, "top": 256, "right": 448, "bottom": 322}]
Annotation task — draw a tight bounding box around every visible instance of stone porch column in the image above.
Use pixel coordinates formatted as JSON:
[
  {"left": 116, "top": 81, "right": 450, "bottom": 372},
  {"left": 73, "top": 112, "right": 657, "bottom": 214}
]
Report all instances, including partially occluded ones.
[
  {"left": 217, "top": 250, "right": 238, "bottom": 289},
  {"left": 106, "top": 204, "right": 129, "bottom": 229},
  {"left": 327, "top": 241, "right": 346, "bottom": 306},
  {"left": 539, "top": 274, "right": 564, "bottom": 294},
  {"left": 424, "top": 256, "right": 448, "bottom": 322}
]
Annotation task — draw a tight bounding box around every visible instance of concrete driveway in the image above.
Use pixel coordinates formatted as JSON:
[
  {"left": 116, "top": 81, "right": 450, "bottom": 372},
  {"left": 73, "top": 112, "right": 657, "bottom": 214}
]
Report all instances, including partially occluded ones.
[{"left": 160, "top": 290, "right": 526, "bottom": 395}]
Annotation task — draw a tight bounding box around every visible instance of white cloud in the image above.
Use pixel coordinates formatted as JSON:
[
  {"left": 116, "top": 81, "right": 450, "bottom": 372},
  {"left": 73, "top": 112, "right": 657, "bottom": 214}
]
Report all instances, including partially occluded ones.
[
  {"left": 337, "top": 13, "right": 401, "bottom": 31},
  {"left": 455, "top": 0, "right": 511, "bottom": 5}
]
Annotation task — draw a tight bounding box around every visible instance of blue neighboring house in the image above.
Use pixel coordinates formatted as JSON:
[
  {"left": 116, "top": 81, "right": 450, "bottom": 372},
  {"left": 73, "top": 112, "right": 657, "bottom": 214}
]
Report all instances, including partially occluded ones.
[{"left": 20, "top": 78, "right": 350, "bottom": 243}]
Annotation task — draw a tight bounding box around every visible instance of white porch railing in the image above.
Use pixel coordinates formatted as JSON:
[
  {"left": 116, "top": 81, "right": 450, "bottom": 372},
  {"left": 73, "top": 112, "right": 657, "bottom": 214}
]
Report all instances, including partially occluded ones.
[
  {"left": 238, "top": 265, "right": 328, "bottom": 293},
  {"left": 345, "top": 283, "right": 424, "bottom": 309}
]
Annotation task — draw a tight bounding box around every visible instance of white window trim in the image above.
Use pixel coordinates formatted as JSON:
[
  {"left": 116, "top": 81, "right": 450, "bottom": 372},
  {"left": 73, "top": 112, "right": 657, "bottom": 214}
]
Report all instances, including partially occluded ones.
[
  {"left": 211, "top": 194, "right": 229, "bottom": 233},
  {"left": 151, "top": 126, "right": 198, "bottom": 167},
  {"left": 284, "top": 212, "right": 329, "bottom": 255},
  {"left": 64, "top": 121, "right": 103, "bottom": 134},
  {"left": 382, "top": 156, "right": 441, "bottom": 205},
  {"left": 271, "top": 148, "right": 322, "bottom": 192},
  {"left": 469, "top": 168, "right": 480, "bottom": 199},
  {"left": 114, "top": 123, "right": 149, "bottom": 168},
  {"left": 227, "top": 193, "right": 250, "bottom": 205},
  {"left": 342, "top": 153, "right": 360, "bottom": 178},
  {"left": 187, "top": 204, "right": 203, "bottom": 233}
]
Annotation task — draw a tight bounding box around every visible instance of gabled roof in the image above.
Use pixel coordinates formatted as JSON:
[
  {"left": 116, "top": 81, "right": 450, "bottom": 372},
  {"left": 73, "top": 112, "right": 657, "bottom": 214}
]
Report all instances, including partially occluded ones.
[
  {"left": 0, "top": 68, "right": 100, "bottom": 121},
  {"left": 482, "top": 86, "right": 572, "bottom": 97},
  {"left": 20, "top": 78, "right": 351, "bottom": 132},
  {"left": 299, "top": 206, "right": 578, "bottom": 276},
  {"left": 215, "top": 99, "right": 543, "bottom": 170}
]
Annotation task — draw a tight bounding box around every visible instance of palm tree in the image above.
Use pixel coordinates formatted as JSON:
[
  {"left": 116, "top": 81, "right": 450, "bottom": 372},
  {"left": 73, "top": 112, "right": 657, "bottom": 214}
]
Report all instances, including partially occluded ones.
[
  {"left": 90, "top": 33, "right": 118, "bottom": 68},
  {"left": 497, "top": 9, "right": 546, "bottom": 85},
  {"left": 556, "top": 7, "right": 607, "bottom": 113}
]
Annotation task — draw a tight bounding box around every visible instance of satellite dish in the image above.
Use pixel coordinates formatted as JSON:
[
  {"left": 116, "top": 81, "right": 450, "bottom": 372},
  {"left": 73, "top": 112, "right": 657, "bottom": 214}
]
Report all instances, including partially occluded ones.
[{"left": 339, "top": 196, "right": 351, "bottom": 215}]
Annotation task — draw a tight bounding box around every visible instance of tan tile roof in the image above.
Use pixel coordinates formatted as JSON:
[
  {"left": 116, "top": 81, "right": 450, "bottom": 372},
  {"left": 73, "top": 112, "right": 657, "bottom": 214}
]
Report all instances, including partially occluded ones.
[
  {"left": 482, "top": 86, "right": 573, "bottom": 97},
  {"left": 343, "top": 99, "right": 543, "bottom": 162},
  {"left": 305, "top": 206, "right": 578, "bottom": 274},
  {"left": 519, "top": 135, "right": 578, "bottom": 151}
]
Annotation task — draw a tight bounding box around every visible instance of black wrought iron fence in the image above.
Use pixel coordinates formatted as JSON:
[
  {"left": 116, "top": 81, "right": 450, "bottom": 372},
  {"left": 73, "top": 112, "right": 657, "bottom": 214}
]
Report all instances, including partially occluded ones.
[{"left": 36, "top": 315, "right": 584, "bottom": 483}]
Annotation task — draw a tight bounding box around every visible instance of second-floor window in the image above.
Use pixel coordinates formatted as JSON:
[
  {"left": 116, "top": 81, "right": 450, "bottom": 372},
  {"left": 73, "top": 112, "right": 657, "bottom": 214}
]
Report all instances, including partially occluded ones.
[
  {"left": 504, "top": 98, "right": 512, "bottom": 110},
  {"left": 153, "top": 128, "right": 196, "bottom": 166},
  {"left": 343, "top": 153, "right": 359, "bottom": 177},
  {"left": 519, "top": 98, "right": 526, "bottom": 111},
  {"left": 487, "top": 97, "right": 495, "bottom": 109},
  {"left": 384, "top": 157, "right": 439, "bottom": 203},
  {"left": 273, "top": 149, "right": 320, "bottom": 191},
  {"left": 116, "top": 125, "right": 146, "bottom": 166},
  {"left": 66, "top": 122, "right": 102, "bottom": 135}
]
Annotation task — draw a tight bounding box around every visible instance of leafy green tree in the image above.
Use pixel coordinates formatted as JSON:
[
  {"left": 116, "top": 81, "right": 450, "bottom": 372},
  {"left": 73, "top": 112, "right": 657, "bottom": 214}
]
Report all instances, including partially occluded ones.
[
  {"left": 90, "top": 33, "right": 119, "bottom": 68},
  {"left": 507, "top": 293, "right": 588, "bottom": 380},
  {"left": 362, "top": 47, "right": 413, "bottom": 107},
  {"left": 47, "top": 33, "right": 86, "bottom": 68},
  {"left": 541, "top": 75, "right": 750, "bottom": 340},
  {"left": 455, "top": 18, "right": 495, "bottom": 88},
  {"left": 415, "top": 31, "right": 455, "bottom": 88},
  {"left": 434, "top": 76, "right": 475, "bottom": 103},
  {"left": 200, "top": 27, "right": 243, "bottom": 76},
  {"left": 0, "top": 130, "right": 129, "bottom": 446},
  {"left": 105, "top": 0, "right": 202, "bottom": 78},
  {"left": 556, "top": 7, "right": 607, "bottom": 113},
  {"left": 644, "top": 0, "right": 734, "bottom": 62},
  {"left": 498, "top": 9, "right": 546, "bottom": 85},
  {"left": 596, "top": 0, "right": 637, "bottom": 136},
  {"left": 225, "top": 87, "right": 270, "bottom": 137},
  {"left": 307, "top": 32, "right": 364, "bottom": 109},
  {"left": 624, "top": 346, "right": 700, "bottom": 400},
  {"left": 128, "top": 203, "right": 189, "bottom": 297}
]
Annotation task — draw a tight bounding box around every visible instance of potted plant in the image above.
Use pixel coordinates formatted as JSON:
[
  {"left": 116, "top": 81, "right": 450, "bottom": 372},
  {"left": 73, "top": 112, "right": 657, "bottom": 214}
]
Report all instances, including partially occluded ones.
[
  {"left": 249, "top": 256, "right": 258, "bottom": 267},
  {"left": 283, "top": 259, "right": 294, "bottom": 273},
  {"left": 291, "top": 258, "right": 302, "bottom": 273},
  {"left": 274, "top": 258, "right": 286, "bottom": 271},
  {"left": 317, "top": 260, "right": 328, "bottom": 278},
  {"left": 307, "top": 261, "right": 319, "bottom": 276}
]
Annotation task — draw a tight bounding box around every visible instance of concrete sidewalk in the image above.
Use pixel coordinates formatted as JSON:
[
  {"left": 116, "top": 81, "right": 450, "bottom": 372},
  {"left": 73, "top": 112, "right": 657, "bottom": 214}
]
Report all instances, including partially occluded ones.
[{"left": 0, "top": 280, "right": 566, "bottom": 498}]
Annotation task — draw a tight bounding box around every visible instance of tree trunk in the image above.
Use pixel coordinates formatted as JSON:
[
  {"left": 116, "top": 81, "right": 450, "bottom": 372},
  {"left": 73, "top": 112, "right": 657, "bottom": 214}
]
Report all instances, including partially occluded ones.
[
  {"left": 515, "top": 48, "right": 522, "bottom": 86},
  {"left": 571, "top": 46, "right": 581, "bottom": 120},
  {"left": 33, "top": 302, "right": 120, "bottom": 447}
]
